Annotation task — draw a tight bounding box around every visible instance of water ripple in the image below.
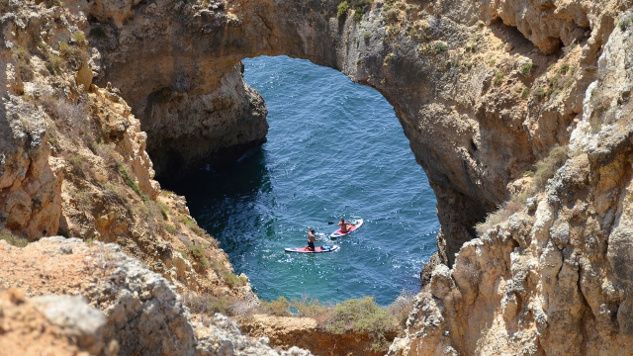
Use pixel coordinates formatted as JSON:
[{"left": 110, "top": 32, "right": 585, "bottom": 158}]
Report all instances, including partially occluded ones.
[{"left": 174, "top": 56, "right": 439, "bottom": 306}]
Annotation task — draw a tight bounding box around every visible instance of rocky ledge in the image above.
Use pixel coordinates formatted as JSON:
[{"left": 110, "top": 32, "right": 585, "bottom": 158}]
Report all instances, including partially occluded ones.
[{"left": 0, "top": 237, "right": 313, "bottom": 356}]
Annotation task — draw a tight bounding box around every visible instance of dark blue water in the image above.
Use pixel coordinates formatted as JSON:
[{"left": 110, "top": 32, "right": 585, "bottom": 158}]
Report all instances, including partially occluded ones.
[{"left": 176, "top": 56, "right": 439, "bottom": 305}]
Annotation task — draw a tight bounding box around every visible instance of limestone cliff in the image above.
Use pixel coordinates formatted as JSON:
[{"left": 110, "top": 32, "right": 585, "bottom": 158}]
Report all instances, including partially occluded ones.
[
  {"left": 0, "top": 0, "right": 254, "bottom": 304},
  {"left": 3, "top": 0, "right": 633, "bottom": 355},
  {"left": 82, "top": 0, "right": 612, "bottom": 266},
  {"left": 389, "top": 7, "right": 633, "bottom": 355}
]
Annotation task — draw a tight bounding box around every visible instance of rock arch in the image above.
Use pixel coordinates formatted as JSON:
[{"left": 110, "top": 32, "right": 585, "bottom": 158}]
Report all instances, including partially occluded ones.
[{"left": 87, "top": 0, "right": 601, "bottom": 265}]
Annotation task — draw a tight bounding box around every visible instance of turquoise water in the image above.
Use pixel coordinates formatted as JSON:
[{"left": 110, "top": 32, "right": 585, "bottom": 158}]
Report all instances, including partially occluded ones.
[{"left": 175, "top": 56, "right": 439, "bottom": 306}]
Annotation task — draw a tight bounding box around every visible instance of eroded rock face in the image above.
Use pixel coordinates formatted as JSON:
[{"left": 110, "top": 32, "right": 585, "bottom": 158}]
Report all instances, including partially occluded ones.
[
  {"left": 3, "top": 0, "right": 633, "bottom": 354},
  {"left": 85, "top": 0, "right": 621, "bottom": 266},
  {"left": 0, "top": 0, "right": 253, "bottom": 301},
  {"left": 0, "top": 237, "right": 314, "bottom": 356},
  {"left": 387, "top": 8, "right": 633, "bottom": 355},
  {"left": 0, "top": 94, "right": 61, "bottom": 239},
  {"left": 0, "top": 286, "right": 114, "bottom": 356}
]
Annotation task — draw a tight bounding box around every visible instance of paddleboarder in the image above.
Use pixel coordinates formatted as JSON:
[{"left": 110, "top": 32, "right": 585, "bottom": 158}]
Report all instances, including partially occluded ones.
[
  {"left": 338, "top": 217, "right": 354, "bottom": 233},
  {"left": 306, "top": 228, "right": 321, "bottom": 251}
]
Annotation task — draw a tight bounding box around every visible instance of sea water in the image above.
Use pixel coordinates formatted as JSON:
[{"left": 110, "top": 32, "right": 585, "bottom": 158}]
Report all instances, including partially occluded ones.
[{"left": 174, "top": 56, "right": 439, "bottom": 305}]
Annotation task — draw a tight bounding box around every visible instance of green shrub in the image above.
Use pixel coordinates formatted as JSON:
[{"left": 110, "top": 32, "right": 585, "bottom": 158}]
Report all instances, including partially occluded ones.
[
  {"left": 45, "top": 55, "right": 63, "bottom": 74},
  {"left": 59, "top": 42, "right": 88, "bottom": 63},
  {"left": 337, "top": 1, "right": 348, "bottom": 18},
  {"left": 44, "top": 0, "right": 61, "bottom": 8},
  {"left": 535, "top": 87, "right": 546, "bottom": 97},
  {"left": 184, "top": 244, "right": 209, "bottom": 266},
  {"left": 261, "top": 297, "right": 292, "bottom": 316},
  {"left": 533, "top": 145, "right": 568, "bottom": 189},
  {"left": 116, "top": 161, "right": 148, "bottom": 202},
  {"left": 520, "top": 62, "right": 533, "bottom": 77},
  {"left": 12, "top": 46, "right": 30, "bottom": 64},
  {"left": 183, "top": 292, "right": 232, "bottom": 315},
  {"left": 434, "top": 41, "right": 447, "bottom": 53},
  {"left": 0, "top": 231, "right": 28, "bottom": 248},
  {"left": 324, "top": 296, "right": 394, "bottom": 334},
  {"left": 290, "top": 295, "right": 330, "bottom": 318},
  {"left": 493, "top": 71, "right": 505, "bottom": 86},
  {"left": 559, "top": 63, "right": 569, "bottom": 74},
  {"left": 177, "top": 214, "right": 206, "bottom": 236},
  {"left": 223, "top": 271, "right": 247, "bottom": 288},
  {"left": 164, "top": 224, "right": 177, "bottom": 234},
  {"left": 522, "top": 86, "right": 530, "bottom": 98},
  {"left": 72, "top": 31, "right": 86, "bottom": 44},
  {"left": 156, "top": 201, "right": 170, "bottom": 219},
  {"left": 619, "top": 17, "right": 631, "bottom": 31},
  {"left": 188, "top": 244, "right": 205, "bottom": 259},
  {"left": 353, "top": 4, "right": 364, "bottom": 21}
]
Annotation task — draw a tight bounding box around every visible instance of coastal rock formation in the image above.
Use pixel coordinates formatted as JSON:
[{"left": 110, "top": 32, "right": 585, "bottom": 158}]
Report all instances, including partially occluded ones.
[
  {"left": 0, "top": 0, "right": 252, "bottom": 302},
  {"left": 0, "top": 287, "right": 113, "bottom": 356},
  {"left": 84, "top": 0, "right": 615, "bottom": 266},
  {"left": 388, "top": 8, "right": 633, "bottom": 355},
  {"left": 0, "top": 237, "right": 313, "bottom": 356},
  {"left": 3, "top": 0, "right": 633, "bottom": 355}
]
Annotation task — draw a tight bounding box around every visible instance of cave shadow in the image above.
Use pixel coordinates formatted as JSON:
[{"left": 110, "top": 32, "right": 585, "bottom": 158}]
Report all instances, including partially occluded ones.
[{"left": 164, "top": 146, "right": 272, "bottom": 251}]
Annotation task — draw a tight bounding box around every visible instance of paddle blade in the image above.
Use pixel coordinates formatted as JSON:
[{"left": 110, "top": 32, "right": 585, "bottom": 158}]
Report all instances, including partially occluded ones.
[{"left": 328, "top": 221, "right": 335, "bottom": 225}]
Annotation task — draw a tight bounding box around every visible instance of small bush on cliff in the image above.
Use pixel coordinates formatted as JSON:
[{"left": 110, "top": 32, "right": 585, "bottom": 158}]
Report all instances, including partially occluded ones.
[
  {"left": 533, "top": 145, "right": 568, "bottom": 190},
  {"left": 493, "top": 71, "right": 505, "bottom": 86},
  {"left": 434, "top": 41, "right": 447, "bottom": 53},
  {"left": 324, "top": 297, "right": 393, "bottom": 334},
  {"left": 522, "top": 86, "right": 530, "bottom": 98},
  {"left": 177, "top": 214, "right": 206, "bottom": 236},
  {"left": 116, "top": 161, "right": 148, "bottom": 202},
  {"left": 260, "top": 296, "right": 292, "bottom": 316},
  {"left": 223, "top": 271, "right": 247, "bottom": 288},
  {"left": 521, "top": 62, "right": 533, "bottom": 77},
  {"left": 0, "top": 230, "right": 28, "bottom": 248},
  {"left": 337, "top": 1, "right": 348, "bottom": 18},
  {"left": 183, "top": 291, "right": 232, "bottom": 315},
  {"left": 475, "top": 145, "right": 569, "bottom": 235},
  {"left": 186, "top": 244, "right": 209, "bottom": 266},
  {"left": 559, "top": 63, "right": 570, "bottom": 75},
  {"left": 475, "top": 199, "right": 525, "bottom": 235},
  {"left": 290, "top": 295, "right": 330, "bottom": 319},
  {"left": 44, "top": 0, "right": 61, "bottom": 8},
  {"left": 388, "top": 290, "right": 416, "bottom": 328},
  {"left": 72, "top": 31, "right": 86, "bottom": 45}
]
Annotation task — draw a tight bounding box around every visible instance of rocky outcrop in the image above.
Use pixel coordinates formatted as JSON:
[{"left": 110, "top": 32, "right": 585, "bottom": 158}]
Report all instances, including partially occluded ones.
[
  {"left": 388, "top": 8, "right": 633, "bottom": 355},
  {"left": 0, "top": 237, "right": 313, "bottom": 356},
  {"left": 0, "top": 287, "right": 114, "bottom": 356},
  {"left": 83, "top": 0, "right": 618, "bottom": 266},
  {"left": 3, "top": 0, "right": 633, "bottom": 354},
  {"left": 0, "top": 0, "right": 253, "bottom": 301}
]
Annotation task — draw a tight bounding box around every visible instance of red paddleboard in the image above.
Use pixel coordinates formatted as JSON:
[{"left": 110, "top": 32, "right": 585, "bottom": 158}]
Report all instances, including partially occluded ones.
[
  {"left": 284, "top": 245, "right": 339, "bottom": 253},
  {"left": 330, "top": 219, "right": 363, "bottom": 239}
]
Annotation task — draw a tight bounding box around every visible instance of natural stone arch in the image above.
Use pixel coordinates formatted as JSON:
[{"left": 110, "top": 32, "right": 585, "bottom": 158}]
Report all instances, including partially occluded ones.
[{"left": 87, "top": 0, "right": 599, "bottom": 265}]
